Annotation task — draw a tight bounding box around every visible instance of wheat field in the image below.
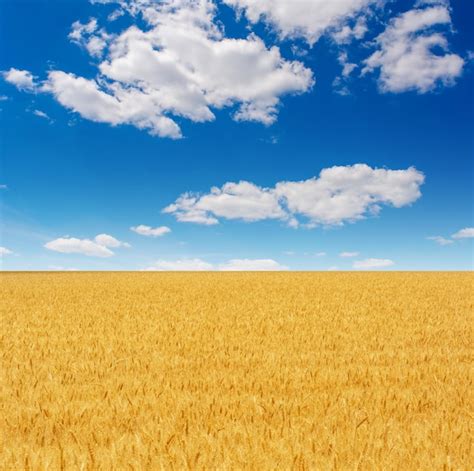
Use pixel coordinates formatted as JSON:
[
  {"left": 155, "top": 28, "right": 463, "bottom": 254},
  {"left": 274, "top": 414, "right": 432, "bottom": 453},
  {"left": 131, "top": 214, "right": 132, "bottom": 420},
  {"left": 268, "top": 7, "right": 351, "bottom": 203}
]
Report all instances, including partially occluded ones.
[{"left": 0, "top": 272, "right": 472, "bottom": 470}]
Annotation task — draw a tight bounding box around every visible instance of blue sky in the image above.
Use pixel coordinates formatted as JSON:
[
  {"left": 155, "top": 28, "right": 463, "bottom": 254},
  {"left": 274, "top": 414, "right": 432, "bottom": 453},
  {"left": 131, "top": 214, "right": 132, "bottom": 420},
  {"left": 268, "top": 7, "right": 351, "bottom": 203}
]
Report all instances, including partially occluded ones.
[{"left": 0, "top": 0, "right": 472, "bottom": 271}]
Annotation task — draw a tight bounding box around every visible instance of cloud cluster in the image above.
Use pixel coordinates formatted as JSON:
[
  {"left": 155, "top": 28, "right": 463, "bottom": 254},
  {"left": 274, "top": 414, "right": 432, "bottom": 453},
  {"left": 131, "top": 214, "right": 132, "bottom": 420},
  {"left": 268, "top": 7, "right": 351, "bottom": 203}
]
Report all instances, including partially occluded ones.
[
  {"left": 44, "top": 233, "right": 130, "bottom": 257},
  {"left": 363, "top": 3, "right": 464, "bottom": 93},
  {"left": 3, "top": 0, "right": 467, "bottom": 137},
  {"left": 144, "top": 257, "right": 287, "bottom": 271},
  {"left": 5, "top": 0, "right": 313, "bottom": 138},
  {"left": 164, "top": 164, "right": 425, "bottom": 227}
]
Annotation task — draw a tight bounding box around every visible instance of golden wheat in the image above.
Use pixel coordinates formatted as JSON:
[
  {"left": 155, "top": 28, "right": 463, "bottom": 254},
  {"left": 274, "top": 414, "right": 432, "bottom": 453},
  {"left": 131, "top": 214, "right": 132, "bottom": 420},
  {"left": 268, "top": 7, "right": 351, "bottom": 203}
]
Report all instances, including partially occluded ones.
[{"left": 0, "top": 272, "right": 472, "bottom": 470}]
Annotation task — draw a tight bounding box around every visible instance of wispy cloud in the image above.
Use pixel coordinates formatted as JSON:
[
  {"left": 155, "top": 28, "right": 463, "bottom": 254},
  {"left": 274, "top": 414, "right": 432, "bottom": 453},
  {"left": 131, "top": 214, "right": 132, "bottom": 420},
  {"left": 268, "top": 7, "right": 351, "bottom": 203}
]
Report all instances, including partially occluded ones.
[
  {"left": 353, "top": 258, "right": 394, "bottom": 269},
  {"left": 144, "top": 258, "right": 288, "bottom": 271},
  {"left": 339, "top": 251, "right": 359, "bottom": 258},
  {"left": 427, "top": 236, "right": 453, "bottom": 246},
  {"left": 32, "top": 109, "right": 53, "bottom": 122},
  {"left": 130, "top": 225, "right": 171, "bottom": 237}
]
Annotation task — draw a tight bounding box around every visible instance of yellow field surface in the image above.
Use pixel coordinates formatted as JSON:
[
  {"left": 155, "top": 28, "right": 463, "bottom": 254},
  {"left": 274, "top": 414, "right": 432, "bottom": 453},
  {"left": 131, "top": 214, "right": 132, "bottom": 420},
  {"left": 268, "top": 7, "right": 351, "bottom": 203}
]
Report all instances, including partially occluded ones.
[{"left": 1, "top": 272, "right": 472, "bottom": 470}]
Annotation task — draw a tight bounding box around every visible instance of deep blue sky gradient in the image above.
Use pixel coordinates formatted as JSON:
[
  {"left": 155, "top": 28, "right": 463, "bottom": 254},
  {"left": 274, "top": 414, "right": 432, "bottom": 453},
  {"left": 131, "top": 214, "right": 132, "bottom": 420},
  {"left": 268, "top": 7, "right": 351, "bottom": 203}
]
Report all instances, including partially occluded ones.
[{"left": 0, "top": 0, "right": 473, "bottom": 270}]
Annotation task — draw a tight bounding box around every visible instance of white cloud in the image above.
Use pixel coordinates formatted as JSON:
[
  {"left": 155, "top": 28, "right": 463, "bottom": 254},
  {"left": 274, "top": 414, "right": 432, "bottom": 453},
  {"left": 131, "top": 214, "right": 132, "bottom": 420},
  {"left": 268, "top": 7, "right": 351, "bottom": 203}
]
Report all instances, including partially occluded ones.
[
  {"left": 5, "top": 0, "right": 467, "bottom": 132},
  {"left": 338, "top": 52, "right": 357, "bottom": 78},
  {"left": 333, "top": 51, "right": 358, "bottom": 95},
  {"left": 32, "top": 109, "right": 52, "bottom": 121},
  {"left": 9, "top": 0, "right": 313, "bottom": 138},
  {"left": 44, "top": 233, "right": 129, "bottom": 257},
  {"left": 327, "top": 266, "right": 340, "bottom": 271},
  {"left": 427, "top": 235, "right": 453, "bottom": 245},
  {"left": 3, "top": 68, "right": 37, "bottom": 90},
  {"left": 314, "top": 252, "right": 326, "bottom": 257},
  {"left": 332, "top": 16, "right": 368, "bottom": 44},
  {"left": 452, "top": 227, "right": 474, "bottom": 239},
  {"left": 45, "top": 237, "right": 114, "bottom": 257},
  {"left": 108, "top": 9, "right": 125, "bottom": 22},
  {"left": 363, "top": 4, "right": 464, "bottom": 93},
  {"left": 41, "top": 70, "right": 182, "bottom": 138},
  {"left": 224, "top": 0, "right": 377, "bottom": 45},
  {"left": 48, "top": 265, "right": 79, "bottom": 271},
  {"left": 94, "top": 233, "right": 130, "bottom": 247},
  {"left": 164, "top": 164, "right": 425, "bottom": 227},
  {"left": 130, "top": 225, "right": 171, "bottom": 237},
  {"left": 69, "top": 18, "right": 98, "bottom": 41},
  {"left": 69, "top": 18, "right": 111, "bottom": 58},
  {"left": 164, "top": 180, "right": 286, "bottom": 223},
  {"left": 426, "top": 227, "right": 474, "bottom": 245},
  {"left": 353, "top": 258, "right": 394, "bottom": 269},
  {"left": 218, "top": 258, "right": 287, "bottom": 271},
  {"left": 0, "top": 247, "right": 13, "bottom": 256},
  {"left": 144, "top": 258, "right": 214, "bottom": 271},
  {"left": 144, "top": 257, "right": 287, "bottom": 271},
  {"left": 339, "top": 251, "right": 360, "bottom": 257}
]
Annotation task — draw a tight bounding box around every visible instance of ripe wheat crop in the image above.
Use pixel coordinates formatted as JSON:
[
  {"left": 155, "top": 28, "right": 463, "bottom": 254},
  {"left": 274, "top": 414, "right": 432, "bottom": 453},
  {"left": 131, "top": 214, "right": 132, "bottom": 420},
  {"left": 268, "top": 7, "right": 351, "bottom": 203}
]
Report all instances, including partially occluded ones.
[{"left": 1, "top": 272, "right": 472, "bottom": 470}]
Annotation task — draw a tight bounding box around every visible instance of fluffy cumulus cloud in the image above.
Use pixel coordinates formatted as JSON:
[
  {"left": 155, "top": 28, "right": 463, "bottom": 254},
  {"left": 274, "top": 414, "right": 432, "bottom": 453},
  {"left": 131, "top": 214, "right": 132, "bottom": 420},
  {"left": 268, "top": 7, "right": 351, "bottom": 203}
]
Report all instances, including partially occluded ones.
[
  {"left": 164, "top": 180, "right": 286, "bottom": 225},
  {"left": 0, "top": 247, "right": 13, "bottom": 256},
  {"left": 5, "top": 0, "right": 313, "bottom": 138},
  {"left": 3, "top": 68, "right": 37, "bottom": 90},
  {"left": 353, "top": 258, "right": 394, "bottom": 269},
  {"left": 451, "top": 227, "right": 474, "bottom": 239},
  {"left": 131, "top": 225, "right": 171, "bottom": 237},
  {"left": 3, "top": 0, "right": 467, "bottom": 137},
  {"left": 224, "top": 0, "right": 377, "bottom": 45},
  {"left": 44, "top": 233, "right": 129, "bottom": 257},
  {"left": 363, "top": 3, "right": 464, "bottom": 93},
  {"left": 164, "top": 164, "right": 425, "bottom": 227},
  {"left": 144, "top": 257, "right": 287, "bottom": 271}
]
